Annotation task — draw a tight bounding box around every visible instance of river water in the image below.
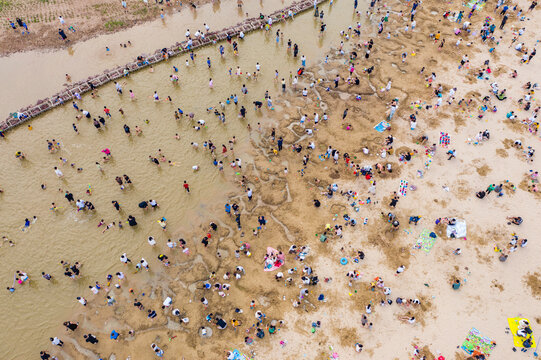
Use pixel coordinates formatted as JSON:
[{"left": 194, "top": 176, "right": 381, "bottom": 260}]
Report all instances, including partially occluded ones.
[{"left": 0, "top": 0, "right": 364, "bottom": 358}]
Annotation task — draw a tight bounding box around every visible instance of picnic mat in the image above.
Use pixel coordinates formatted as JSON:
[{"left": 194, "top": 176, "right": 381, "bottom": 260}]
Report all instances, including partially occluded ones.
[
  {"left": 414, "top": 229, "right": 437, "bottom": 252},
  {"left": 461, "top": 328, "right": 496, "bottom": 356},
  {"left": 374, "top": 121, "right": 391, "bottom": 132},
  {"left": 447, "top": 219, "right": 467, "bottom": 238},
  {"left": 508, "top": 318, "right": 536, "bottom": 348}
]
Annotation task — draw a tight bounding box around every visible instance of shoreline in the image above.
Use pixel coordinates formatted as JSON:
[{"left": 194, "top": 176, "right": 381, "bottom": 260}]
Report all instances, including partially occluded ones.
[{"left": 1, "top": 0, "right": 325, "bottom": 131}]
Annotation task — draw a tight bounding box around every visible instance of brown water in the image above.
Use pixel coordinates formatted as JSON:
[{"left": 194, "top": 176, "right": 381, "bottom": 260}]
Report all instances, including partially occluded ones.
[
  {"left": 0, "top": 0, "right": 295, "bottom": 119},
  {"left": 0, "top": 0, "right": 364, "bottom": 358}
]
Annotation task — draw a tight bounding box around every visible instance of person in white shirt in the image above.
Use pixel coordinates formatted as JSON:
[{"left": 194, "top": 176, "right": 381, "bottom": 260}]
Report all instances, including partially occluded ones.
[
  {"left": 162, "top": 297, "right": 172, "bottom": 308},
  {"left": 77, "top": 297, "right": 87, "bottom": 306},
  {"left": 54, "top": 167, "right": 63, "bottom": 177},
  {"left": 120, "top": 253, "right": 130, "bottom": 264},
  {"left": 50, "top": 337, "right": 63, "bottom": 346}
]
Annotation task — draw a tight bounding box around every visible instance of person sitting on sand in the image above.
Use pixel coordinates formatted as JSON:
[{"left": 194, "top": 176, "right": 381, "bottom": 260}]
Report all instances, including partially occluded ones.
[
  {"left": 399, "top": 315, "right": 416, "bottom": 324},
  {"left": 506, "top": 216, "right": 523, "bottom": 225},
  {"left": 151, "top": 343, "right": 164, "bottom": 357}
]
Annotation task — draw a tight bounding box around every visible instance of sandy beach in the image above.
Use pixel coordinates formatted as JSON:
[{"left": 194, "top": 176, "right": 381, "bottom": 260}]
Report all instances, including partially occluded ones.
[{"left": 1, "top": 0, "right": 540, "bottom": 359}]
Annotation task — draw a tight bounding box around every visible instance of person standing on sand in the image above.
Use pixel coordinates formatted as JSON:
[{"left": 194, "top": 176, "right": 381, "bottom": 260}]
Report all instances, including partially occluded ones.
[
  {"left": 84, "top": 334, "right": 98, "bottom": 344},
  {"left": 50, "top": 336, "right": 63, "bottom": 347},
  {"left": 76, "top": 296, "right": 87, "bottom": 306},
  {"left": 183, "top": 180, "right": 190, "bottom": 192},
  {"left": 63, "top": 321, "right": 78, "bottom": 331},
  {"left": 58, "top": 29, "right": 68, "bottom": 42},
  {"left": 500, "top": 14, "right": 508, "bottom": 29}
]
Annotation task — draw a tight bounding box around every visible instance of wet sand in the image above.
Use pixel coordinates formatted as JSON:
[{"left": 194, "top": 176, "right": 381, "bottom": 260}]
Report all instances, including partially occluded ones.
[{"left": 2, "top": 0, "right": 541, "bottom": 359}]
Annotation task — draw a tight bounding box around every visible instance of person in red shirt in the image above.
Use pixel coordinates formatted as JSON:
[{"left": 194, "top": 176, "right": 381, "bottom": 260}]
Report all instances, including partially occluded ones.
[
  {"left": 183, "top": 180, "right": 190, "bottom": 192},
  {"left": 104, "top": 106, "right": 111, "bottom": 117}
]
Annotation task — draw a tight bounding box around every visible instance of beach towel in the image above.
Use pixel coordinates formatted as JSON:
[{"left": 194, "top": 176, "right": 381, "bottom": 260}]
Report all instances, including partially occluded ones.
[
  {"left": 414, "top": 229, "right": 437, "bottom": 252},
  {"left": 507, "top": 318, "right": 536, "bottom": 348},
  {"left": 466, "top": 0, "right": 486, "bottom": 9},
  {"left": 461, "top": 328, "right": 496, "bottom": 356},
  {"left": 446, "top": 219, "right": 467, "bottom": 238},
  {"left": 374, "top": 121, "right": 391, "bottom": 132},
  {"left": 264, "top": 247, "right": 285, "bottom": 272},
  {"left": 399, "top": 180, "right": 408, "bottom": 196}
]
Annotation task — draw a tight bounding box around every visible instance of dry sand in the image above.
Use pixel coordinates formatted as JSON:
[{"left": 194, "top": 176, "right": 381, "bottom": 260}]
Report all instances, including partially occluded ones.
[{"left": 4, "top": 0, "right": 541, "bottom": 359}]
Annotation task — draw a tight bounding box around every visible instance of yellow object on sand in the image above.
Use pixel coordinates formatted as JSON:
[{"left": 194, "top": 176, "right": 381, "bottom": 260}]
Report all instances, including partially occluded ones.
[{"left": 507, "top": 317, "right": 536, "bottom": 348}]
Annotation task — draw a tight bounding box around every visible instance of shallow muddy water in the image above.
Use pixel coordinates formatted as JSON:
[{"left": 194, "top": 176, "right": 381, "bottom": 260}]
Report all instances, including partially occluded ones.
[{"left": 0, "top": 0, "right": 367, "bottom": 357}]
